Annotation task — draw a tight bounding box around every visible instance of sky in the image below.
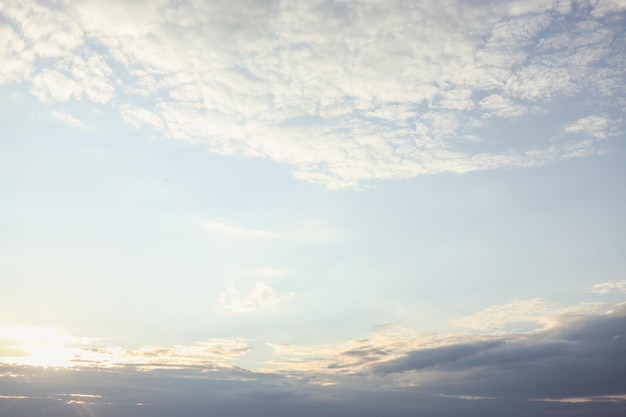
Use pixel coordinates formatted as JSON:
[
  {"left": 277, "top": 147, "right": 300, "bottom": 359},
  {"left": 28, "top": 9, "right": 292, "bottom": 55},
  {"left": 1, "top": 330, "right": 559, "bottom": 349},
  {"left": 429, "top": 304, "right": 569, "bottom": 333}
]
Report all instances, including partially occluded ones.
[{"left": 1, "top": 0, "right": 625, "bottom": 415}]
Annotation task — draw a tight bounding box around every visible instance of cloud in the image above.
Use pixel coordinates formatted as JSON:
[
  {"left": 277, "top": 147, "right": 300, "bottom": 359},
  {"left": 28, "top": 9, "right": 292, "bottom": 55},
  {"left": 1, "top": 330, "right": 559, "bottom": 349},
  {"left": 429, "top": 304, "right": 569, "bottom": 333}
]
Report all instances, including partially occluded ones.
[
  {"left": 591, "top": 280, "right": 626, "bottom": 294},
  {"left": 564, "top": 115, "right": 617, "bottom": 139},
  {"left": 438, "top": 394, "right": 497, "bottom": 401},
  {"left": 0, "top": 326, "right": 99, "bottom": 367},
  {"left": 0, "top": 326, "right": 251, "bottom": 370},
  {"left": 372, "top": 306, "right": 626, "bottom": 402},
  {"left": 120, "top": 104, "right": 164, "bottom": 130},
  {"left": 2, "top": 306, "right": 626, "bottom": 416},
  {"left": 252, "top": 267, "right": 288, "bottom": 279},
  {"left": 479, "top": 94, "right": 531, "bottom": 119},
  {"left": 203, "top": 220, "right": 281, "bottom": 239},
  {"left": 591, "top": 0, "right": 626, "bottom": 17},
  {"left": 31, "top": 70, "right": 81, "bottom": 103},
  {"left": 0, "top": 23, "right": 34, "bottom": 85},
  {"left": 218, "top": 282, "right": 294, "bottom": 314},
  {"left": 263, "top": 324, "right": 426, "bottom": 374},
  {"left": 109, "top": 338, "right": 252, "bottom": 369},
  {"left": 452, "top": 298, "right": 608, "bottom": 333},
  {"left": 532, "top": 394, "right": 626, "bottom": 403},
  {"left": 1, "top": 0, "right": 624, "bottom": 189},
  {"left": 30, "top": 54, "right": 115, "bottom": 104},
  {"left": 51, "top": 110, "right": 83, "bottom": 127}
]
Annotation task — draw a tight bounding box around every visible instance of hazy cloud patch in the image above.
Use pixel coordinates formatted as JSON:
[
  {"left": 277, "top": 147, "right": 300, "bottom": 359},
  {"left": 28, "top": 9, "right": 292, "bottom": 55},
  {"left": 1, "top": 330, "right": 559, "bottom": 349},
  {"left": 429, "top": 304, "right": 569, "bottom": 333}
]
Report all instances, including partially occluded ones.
[
  {"left": 203, "top": 220, "right": 281, "bottom": 239},
  {"left": 591, "top": 280, "right": 626, "bottom": 294},
  {"left": 219, "top": 282, "right": 294, "bottom": 314},
  {"left": 51, "top": 110, "right": 83, "bottom": 127}
]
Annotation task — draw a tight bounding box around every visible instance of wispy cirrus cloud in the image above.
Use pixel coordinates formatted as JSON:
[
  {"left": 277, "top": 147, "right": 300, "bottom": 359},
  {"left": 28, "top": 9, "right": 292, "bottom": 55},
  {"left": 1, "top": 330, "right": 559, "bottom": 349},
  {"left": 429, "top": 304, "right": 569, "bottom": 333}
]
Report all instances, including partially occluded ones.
[
  {"left": 203, "top": 220, "right": 281, "bottom": 239},
  {"left": 252, "top": 267, "right": 288, "bottom": 279},
  {"left": 532, "top": 394, "right": 626, "bottom": 403},
  {"left": 51, "top": 110, "right": 83, "bottom": 127},
  {"left": 1, "top": 0, "right": 624, "bottom": 189}
]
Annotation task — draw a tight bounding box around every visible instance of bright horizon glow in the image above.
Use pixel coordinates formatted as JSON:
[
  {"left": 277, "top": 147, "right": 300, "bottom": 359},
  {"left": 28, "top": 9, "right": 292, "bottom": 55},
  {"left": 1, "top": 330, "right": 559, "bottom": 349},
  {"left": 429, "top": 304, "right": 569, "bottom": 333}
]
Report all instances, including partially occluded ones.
[{"left": 0, "top": 326, "right": 98, "bottom": 368}]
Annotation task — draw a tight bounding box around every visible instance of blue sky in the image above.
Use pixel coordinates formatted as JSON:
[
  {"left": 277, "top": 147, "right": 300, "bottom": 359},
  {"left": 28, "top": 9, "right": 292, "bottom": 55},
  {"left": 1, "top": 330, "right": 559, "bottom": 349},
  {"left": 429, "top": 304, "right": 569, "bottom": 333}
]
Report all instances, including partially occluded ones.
[{"left": 1, "top": 0, "right": 626, "bottom": 415}]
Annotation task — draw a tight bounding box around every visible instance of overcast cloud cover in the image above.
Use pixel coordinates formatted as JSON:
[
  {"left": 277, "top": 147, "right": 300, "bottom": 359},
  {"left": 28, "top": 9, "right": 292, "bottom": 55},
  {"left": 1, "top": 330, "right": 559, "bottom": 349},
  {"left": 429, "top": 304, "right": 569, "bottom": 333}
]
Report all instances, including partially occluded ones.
[{"left": 1, "top": 0, "right": 625, "bottom": 416}]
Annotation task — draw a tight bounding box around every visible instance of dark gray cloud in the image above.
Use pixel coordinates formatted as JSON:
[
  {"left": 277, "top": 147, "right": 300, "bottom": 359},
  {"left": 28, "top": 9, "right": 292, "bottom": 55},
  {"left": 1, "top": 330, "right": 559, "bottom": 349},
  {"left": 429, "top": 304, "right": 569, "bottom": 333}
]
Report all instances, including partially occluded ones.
[
  {"left": 374, "top": 307, "right": 626, "bottom": 402},
  {"left": 1, "top": 308, "right": 625, "bottom": 416}
]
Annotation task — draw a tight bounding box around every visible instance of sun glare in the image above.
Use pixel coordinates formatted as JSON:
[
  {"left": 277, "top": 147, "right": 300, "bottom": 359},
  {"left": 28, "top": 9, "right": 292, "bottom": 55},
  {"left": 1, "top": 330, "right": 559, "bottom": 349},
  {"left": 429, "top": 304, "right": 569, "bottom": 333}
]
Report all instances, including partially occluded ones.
[{"left": 0, "top": 326, "right": 97, "bottom": 368}]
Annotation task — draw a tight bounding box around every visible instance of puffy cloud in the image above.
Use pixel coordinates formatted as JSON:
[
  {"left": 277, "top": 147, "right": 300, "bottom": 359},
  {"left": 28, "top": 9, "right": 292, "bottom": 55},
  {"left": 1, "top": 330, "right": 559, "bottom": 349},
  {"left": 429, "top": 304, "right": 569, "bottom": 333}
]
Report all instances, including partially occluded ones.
[
  {"left": 31, "top": 70, "right": 81, "bottom": 103},
  {"left": 30, "top": 53, "right": 115, "bottom": 104},
  {"left": 0, "top": 0, "right": 83, "bottom": 59},
  {"left": 564, "top": 115, "right": 616, "bottom": 139},
  {"left": 591, "top": 0, "right": 626, "bottom": 17},
  {"left": 219, "top": 282, "right": 294, "bottom": 314},
  {"left": 591, "top": 280, "right": 626, "bottom": 294},
  {"left": 479, "top": 94, "right": 530, "bottom": 119},
  {"left": 1, "top": 0, "right": 624, "bottom": 188},
  {"left": 0, "top": 23, "right": 34, "bottom": 85}
]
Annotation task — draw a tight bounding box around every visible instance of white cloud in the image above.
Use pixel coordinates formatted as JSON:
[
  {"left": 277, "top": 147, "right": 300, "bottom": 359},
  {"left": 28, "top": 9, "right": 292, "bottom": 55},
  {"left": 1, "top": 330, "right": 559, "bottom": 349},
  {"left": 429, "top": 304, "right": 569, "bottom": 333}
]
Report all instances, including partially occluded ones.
[
  {"left": 0, "top": 0, "right": 83, "bottom": 59},
  {"left": 453, "top": 298, "right": 607, "bottom": 333},
  {"left": 591, "top": 0, "right": 626, "bottom": 17},
  {"left": 218, "top": 282, "right": 294, "bottom": 314},
  {"left": 0, "top": 23, "right": 34, "bottom": 85},
  {"left": 0, "top": 325, "right": 251, "bottom": 369},
  {"left": 31, "top": 70, "right": 81, "bottom": 103},
  {"left": 51, "top": 110, "right": 83, "bottom": 127},
  {"left": 591, "top": 280, "right": 626, "bottom": 294},
  {"left": 120, "top": 104, "right": 163, "bottom": 130},
  {"left": 263, "top": 323, "right": 429, "bottom": 374},
  {"left": 479, "top": 94, "right": 529, "bottom": 119},
  {"left": 1, "top": 0, "right": 624, "bottom": 188},
  {"left": 0, "top": 326, "right": 98, "bottom": 368},
  {"left": 115, "top": 338, "right": 251, "bottom": 369},
  {"left": 253, "top": 267, "right": 288, "bottom": 278},
  {"left": 438, "top": 394, "right": 496, "bottom": 401},
  {"left": 564, "top": 115, "right": 614, "bottom": 139},
  {"left": 203, "top": 220, "right": 281, "bottom": 239}
]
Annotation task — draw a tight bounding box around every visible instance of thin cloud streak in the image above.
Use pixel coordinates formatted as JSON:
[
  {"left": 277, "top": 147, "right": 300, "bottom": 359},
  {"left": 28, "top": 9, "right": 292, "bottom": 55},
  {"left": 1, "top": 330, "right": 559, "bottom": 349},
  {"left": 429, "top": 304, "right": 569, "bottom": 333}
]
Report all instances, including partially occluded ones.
[
  {"left": 591, "top": 280, "right": 626, "bottom": 294},
  {"left": 203, "top": 220, "right": 281, "bottom": 239}
]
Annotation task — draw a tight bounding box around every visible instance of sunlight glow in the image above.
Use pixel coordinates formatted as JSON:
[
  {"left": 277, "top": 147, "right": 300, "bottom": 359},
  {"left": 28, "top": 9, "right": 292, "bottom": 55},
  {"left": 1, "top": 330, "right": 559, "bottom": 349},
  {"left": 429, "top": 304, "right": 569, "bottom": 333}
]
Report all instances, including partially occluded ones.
[{"left": 0, "top": 326, "right": 99, "bottom": 368}]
